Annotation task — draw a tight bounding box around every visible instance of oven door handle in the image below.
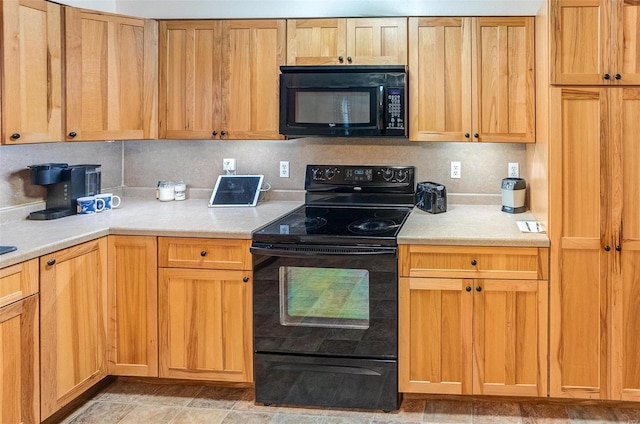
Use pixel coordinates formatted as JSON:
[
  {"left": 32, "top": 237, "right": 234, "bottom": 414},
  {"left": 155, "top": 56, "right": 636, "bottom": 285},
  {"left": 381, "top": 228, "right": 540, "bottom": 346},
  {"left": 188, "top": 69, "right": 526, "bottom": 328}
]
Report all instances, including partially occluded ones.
[{"left": 250, "top": 245, "right": 396, "bottom": 257}]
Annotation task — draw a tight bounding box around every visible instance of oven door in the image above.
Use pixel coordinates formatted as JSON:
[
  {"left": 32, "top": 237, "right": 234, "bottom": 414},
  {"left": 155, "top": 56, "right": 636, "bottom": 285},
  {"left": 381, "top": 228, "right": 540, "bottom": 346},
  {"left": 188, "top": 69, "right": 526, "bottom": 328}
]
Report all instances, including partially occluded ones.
[{"left": 251, "top": 244, "right": 398, "bottom": 359}]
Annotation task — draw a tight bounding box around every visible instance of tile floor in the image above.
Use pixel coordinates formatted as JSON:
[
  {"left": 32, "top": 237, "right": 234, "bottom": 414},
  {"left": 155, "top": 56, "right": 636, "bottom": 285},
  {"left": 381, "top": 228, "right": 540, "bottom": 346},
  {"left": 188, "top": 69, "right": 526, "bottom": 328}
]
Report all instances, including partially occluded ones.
[{"left": 60, "top": 378, "right": 640, "bottom": 424}]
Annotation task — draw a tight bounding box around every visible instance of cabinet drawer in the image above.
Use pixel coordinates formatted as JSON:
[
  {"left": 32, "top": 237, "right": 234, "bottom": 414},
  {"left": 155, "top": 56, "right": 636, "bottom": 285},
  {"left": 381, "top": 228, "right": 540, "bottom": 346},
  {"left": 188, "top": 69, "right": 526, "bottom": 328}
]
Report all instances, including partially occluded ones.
[
  {"left": 399, "top": 245, "right": 548, "bottom": 280},
  {"left": 158, "top": 237, "right": 251, "bottom": 270},
  {"left": 0, "top": 259, "right": 38, "bottom": 308}
]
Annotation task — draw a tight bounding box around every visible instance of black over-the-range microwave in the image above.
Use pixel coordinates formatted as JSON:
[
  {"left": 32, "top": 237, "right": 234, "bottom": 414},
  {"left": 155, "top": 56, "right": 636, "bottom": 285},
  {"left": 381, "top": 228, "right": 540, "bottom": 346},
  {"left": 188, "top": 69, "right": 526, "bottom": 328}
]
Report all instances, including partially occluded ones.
[{"left": 279, "top": 65, "right": 407, "bottom": 138}]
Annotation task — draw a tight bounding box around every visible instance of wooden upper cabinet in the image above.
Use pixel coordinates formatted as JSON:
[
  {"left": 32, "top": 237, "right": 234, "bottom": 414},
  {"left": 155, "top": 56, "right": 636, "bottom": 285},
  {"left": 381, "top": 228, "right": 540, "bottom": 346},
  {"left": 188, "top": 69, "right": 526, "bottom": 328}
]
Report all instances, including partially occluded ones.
[
  {"left": 221, "top": 20, "right": 286, "bottom": 140},
  {"left": 1, "top": 0, "right": 63, "bottom": 144},
  {"left": 64, "top": 7, "right": 158, "bottom": 141},
  {"left": 551, "top": 0, "right": 640, "bottom": 85},
  {"left": 287, "top": 18, "right": 407, "bottom": 65},
  {"left": 159, "top": 19, "right": 285, "bottom": 139},
  {"left": 409, "top": 17, "right": 534, "bottom": 143},
  {"left": 474, "top": 17, "right": 535, "bottom": 142},
  {"left": 159, "top": 21, "right": 222, "bottom": 139}
]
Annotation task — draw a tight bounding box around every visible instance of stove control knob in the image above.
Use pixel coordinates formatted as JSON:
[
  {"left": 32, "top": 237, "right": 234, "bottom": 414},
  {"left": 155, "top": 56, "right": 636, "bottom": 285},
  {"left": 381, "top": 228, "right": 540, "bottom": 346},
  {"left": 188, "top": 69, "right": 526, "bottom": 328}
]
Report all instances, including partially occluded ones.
[
  {"left": 324, "top": 168, "right": 335, "bottom": 180},
  {"left": 395, "top": 169, "right": 408, "bottom": 182},
  {"left": 382, "top": 168, "right": 394, "bottom": 181},
  {"left": 311, "top": 168, "right": 323, "bottom": 180}
]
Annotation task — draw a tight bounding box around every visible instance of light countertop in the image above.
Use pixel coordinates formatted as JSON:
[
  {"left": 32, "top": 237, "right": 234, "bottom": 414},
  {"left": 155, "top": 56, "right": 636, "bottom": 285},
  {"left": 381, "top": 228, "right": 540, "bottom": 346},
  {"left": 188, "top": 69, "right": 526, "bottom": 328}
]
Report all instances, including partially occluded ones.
[
  {"left": 398, "top": 204, "right": 549, "bottom": 247},
  {"left": 0, "top": 198, "right": 549, "bottom": 269},
  {"left": 0, "top": 198, "right": 303, "bottom": 268}
]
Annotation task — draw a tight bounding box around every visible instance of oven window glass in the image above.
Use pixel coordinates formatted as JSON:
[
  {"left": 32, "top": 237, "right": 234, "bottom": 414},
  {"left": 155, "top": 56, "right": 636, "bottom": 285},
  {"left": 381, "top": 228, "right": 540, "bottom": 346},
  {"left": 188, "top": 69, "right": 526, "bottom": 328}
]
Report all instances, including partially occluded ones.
[
  {"left": 279, "top": 266, "right": 370, "bottom": 329},
  {"left": 295, "top": 91, "right": 371, "bottom": 125}
]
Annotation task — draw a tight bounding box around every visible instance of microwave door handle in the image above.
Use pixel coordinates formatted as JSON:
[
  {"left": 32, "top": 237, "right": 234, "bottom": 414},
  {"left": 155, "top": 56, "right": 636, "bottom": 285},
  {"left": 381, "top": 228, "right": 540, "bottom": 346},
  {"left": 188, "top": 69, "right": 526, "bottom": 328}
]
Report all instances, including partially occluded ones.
[{"left": 378, "top": 86, "right": 385, "bottom": 130}]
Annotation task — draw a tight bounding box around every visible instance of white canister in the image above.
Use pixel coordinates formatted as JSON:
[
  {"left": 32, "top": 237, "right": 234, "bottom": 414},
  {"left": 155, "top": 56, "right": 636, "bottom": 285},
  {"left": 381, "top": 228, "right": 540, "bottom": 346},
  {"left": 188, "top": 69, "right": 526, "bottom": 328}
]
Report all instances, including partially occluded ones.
[
  {"left": 174, "top": 181, "right": 186, "bottom": 201},
  {"left": 157, "top": 181, "right": 175, "bottom": 201}
]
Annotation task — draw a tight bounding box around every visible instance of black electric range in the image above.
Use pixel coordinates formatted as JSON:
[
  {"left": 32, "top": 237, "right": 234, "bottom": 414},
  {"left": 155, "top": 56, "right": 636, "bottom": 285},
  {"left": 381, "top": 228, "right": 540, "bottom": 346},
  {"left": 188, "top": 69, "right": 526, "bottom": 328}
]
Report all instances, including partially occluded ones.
[{"left": 252, "top": 165, "right": 415, "bottom": 247}]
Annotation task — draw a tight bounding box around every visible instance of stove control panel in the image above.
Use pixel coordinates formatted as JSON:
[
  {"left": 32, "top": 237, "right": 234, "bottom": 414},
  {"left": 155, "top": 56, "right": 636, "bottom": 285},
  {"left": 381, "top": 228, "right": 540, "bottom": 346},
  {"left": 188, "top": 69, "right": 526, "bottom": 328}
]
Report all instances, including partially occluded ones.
[{"left": 306, "top": 165, "right": 415, "bottom": 189}]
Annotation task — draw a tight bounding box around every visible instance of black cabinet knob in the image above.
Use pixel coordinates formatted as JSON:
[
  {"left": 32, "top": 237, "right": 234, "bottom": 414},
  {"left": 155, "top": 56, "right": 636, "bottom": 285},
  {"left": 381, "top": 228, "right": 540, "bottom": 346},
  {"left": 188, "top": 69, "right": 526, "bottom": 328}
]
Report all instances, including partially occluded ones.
[
  {"left": 220, "top": 130, "right": 226, "bottom": 136},
  {"left": 68, "top": 131, "right": 77, "bottom": 138},
  {"left": 616, "top": 245, "right": 621, "bottom": 252},
  {"left": 604, "top": 245, "right": 611, "bottom": 252},
  {"left": 465, "top": 286, "right": 472, "bottom": 292},
  {"left": 347, "top": 56, "right": 352, "bottom": 62},
  {"left": 10, "top": 133, "right": 20, "bottom": 140},
  {"left": 212, "top": 131, "right": 218, "bottom": 136},
  {"left": 338, "top": 56, "right": 344, "bottom": 62},
  {"left": 243, "top": 276, "right": 249, "bottom": 283},
  {"left": 615, "top": 74, "right": 621, "bottom": 80},
  {"left": 474, "top": 133, "right": 479, "bottom": 138},
  {"left": 604, "top": 73, "right": 611, "bottom": 80},
  {"left": 47, "top": 259, "right": 56, "bottom": 266},
  {"left": 200, "top": 251, "right": 207, "bottom": 257},
  {"left": 464, "top": 133, "right": 470, "bottom": 138},
  {"left": 476, "top": 286, "right": 482, "bottom": 292},
  {"left": 471, "top": 259, "right": 477, "bottom": 266}
]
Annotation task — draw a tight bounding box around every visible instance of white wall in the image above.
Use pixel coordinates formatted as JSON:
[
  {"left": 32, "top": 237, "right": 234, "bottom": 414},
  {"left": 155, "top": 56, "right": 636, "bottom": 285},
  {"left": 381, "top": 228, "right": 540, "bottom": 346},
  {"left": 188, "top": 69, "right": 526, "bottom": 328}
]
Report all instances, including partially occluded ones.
[{"left": 54, "top": 0, "right": 545, "bottom": 18}]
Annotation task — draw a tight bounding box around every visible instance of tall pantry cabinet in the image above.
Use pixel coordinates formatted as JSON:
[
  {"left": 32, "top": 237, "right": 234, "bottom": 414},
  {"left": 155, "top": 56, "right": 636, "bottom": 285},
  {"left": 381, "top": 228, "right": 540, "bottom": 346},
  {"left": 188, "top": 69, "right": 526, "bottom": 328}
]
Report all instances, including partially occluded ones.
[{"left": 547, "top": 0, "right": 640, "bottom": 401}]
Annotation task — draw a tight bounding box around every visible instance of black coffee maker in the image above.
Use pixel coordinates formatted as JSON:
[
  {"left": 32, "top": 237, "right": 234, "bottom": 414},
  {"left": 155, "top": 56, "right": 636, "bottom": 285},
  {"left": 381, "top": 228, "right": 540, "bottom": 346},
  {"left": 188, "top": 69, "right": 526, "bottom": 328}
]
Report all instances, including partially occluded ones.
[{"left": 28, "top": 163, "right": 102, "bottom": 220}]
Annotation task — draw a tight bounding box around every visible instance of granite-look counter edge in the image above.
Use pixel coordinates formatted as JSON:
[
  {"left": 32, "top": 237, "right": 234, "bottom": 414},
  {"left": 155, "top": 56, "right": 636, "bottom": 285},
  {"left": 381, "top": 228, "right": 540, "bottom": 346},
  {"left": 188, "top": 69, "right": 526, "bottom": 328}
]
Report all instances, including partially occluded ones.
[{"left": 398, "top": 204, "right": 550, "bottom": 247}]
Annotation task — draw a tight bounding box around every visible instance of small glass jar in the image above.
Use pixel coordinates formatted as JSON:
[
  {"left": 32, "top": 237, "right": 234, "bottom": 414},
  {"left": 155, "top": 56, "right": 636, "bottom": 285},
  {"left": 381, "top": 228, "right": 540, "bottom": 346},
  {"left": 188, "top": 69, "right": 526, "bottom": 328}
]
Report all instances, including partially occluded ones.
[
  {"left": 157, "top": 180, "right": 174, "bottom": 201},
  {"left": 174, "top": 181, "right": 186, "bottom": 201}
]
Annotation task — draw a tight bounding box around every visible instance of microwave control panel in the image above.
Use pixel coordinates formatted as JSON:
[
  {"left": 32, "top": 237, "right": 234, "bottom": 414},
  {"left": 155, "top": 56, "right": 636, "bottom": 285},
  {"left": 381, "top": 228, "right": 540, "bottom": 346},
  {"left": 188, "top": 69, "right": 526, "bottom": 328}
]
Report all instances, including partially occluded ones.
[{"left": 386, "top": 87, "right": 405, "bottom": 130}]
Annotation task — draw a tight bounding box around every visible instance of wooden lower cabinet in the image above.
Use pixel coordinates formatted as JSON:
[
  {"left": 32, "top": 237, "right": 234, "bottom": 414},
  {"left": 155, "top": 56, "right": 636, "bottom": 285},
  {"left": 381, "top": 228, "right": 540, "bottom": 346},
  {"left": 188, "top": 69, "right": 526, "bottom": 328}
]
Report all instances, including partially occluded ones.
[
  {"left": 399, "top": 245, "right": 548, "bottom": 397},
  {"left": 107, "top": 235, "right": 158, "bottom": 377},
  {"left": 40, "top": 238, "right": 108, "bottom": 420},
  {"left": 158, "top": 237, "right": 253, "bottom": 383},
  {"left": 0, "top": 295, "right": 39, "bottom": 424}
]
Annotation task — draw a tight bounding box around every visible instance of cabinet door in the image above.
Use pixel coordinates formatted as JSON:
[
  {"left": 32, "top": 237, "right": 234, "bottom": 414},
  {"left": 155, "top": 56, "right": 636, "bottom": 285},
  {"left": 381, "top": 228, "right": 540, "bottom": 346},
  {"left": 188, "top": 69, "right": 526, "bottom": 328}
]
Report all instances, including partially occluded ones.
[
  {"left": 347, "top": 18, "right": 407, "bottom": 65},
  {"left": 65, "top": 8, "right": 158, "bottom": 141},
  {"left": 473, "top": 279, "right": 547, "bottom": 397},
  {"left": 40, "top": 238, "right": 108, "bottom": 420},
  {"left": 474, "top": 17, "right": 534, "bottom": 142},
  {"left": 408, "top": 17, "right": 472, "bottom": 142},
  {"left": 551, "top": 0, "right": 610, "bottom": 84},
  {"left": 549, "top": 87, "right": 611, "bottom": 399},
  {"left": 1, "top": 0, "right": 62, "bottom": 144},
  {"left": 158, "top": 268, "right": 253, "bottom": 382},
  {"left": 611, "top": 0, "right": 640, "bottom": 84},
  {"left": 0, "top": 295, "right": 39, "bottom": 424},
  {"left": 159, "top": 20, "right": 222, "bottom": 139},
  {"left": 611, "top": 88, "right": 640, "bottom": 401},
  {"left": 399, "top": 277, "right": 472, "bottom": 394},
  {"left": 107, "top": 236, "right": 158, "bottom": 377},
  {"left": 286, "top": 19, "right": 346, "bottom": 65},
  {"left": 221, "top": 20, "right": 285, "bottom": 140}
]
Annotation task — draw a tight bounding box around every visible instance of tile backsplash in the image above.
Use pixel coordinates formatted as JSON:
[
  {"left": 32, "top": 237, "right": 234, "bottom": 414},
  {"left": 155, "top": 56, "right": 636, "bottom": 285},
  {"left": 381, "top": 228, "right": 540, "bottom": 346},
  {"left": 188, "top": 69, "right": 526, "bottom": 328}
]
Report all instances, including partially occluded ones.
[{"left": 0, "top": 138, "right": 526, "bottom": 209}]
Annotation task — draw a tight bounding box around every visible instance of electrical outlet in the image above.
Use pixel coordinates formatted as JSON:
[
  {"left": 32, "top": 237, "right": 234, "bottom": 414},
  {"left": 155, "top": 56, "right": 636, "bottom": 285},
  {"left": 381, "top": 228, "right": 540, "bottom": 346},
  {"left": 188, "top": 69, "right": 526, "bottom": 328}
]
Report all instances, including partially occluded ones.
[
  {"left": 508, "top": 162, "right": 519, "bottom": 178},
  {"left": 223, "top": 158, "right": 236, "bottom": 173},
  {"left": 280, "top": 161, "right": 290, "bottom": 178},
  {"left": 450, "top": 161, "right": 461, "bottom": 179}
]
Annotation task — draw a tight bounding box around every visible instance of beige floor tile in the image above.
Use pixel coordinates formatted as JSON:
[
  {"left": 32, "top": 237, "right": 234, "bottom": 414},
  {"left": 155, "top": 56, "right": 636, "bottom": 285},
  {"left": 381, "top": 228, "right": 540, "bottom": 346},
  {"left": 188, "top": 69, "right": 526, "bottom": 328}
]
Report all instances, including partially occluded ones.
[
  {"left": 270, "top": 413, "right": 327, "bottom": 423},
  {"left": 423, "top": 399, "right": 474, "bottom": 424},
  {"left": 118, "top": 404, "right": 183, "bottom": 423},
  {"left": 321, "top": 416, "right": 373, "bottom": 424},
  {"left": 97, "top": 380, "right": 164, "bottom": 404},
  {"left": 221, "top": 410, "right": 275, "bottom": 424},
  {"left": 171, "top": 407, "right": 229, "bottom": 424},
  {"left": 188, "top": 386, "right": 253, "bottom": 410},
  {"left": 473, "top": 401, "right": 523, "bottom": 424},
  {"left": 67, "top": 401, "right": 136, "bottom": 424}
]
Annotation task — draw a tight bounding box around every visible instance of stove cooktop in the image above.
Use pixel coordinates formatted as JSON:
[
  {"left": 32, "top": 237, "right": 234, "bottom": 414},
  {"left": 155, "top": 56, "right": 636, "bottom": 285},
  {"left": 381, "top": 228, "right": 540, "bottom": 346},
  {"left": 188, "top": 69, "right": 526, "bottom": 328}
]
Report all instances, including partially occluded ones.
[{"left": 252, "top": 205, "right": 412, "bottom": 246}]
